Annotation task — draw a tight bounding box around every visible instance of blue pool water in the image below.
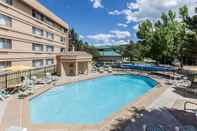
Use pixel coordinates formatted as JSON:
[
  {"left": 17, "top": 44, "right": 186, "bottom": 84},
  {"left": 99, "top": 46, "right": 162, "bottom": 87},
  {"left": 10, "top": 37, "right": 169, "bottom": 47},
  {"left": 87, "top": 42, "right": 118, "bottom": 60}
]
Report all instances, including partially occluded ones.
[{"left": 29, "top": 74, "right": 157, "bottom": 124}]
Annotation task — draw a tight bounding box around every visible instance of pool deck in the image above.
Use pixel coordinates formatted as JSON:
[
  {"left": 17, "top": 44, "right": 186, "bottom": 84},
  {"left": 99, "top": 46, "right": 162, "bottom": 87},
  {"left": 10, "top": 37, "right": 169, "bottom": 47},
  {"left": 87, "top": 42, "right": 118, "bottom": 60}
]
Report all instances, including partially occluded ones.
[{"left": 0, "top": 72, "right": 197, "bottom": 131}]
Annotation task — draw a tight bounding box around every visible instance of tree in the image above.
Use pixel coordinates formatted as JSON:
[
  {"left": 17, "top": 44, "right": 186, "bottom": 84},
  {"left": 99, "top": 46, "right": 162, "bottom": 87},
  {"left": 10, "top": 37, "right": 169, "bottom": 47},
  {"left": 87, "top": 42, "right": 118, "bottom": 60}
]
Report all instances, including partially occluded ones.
[
  {"left": 69, "top": 28, "right": 100, "bottom": 59},
  {"left": 136, "top": 6, "right": 195, "bottom": 66}
]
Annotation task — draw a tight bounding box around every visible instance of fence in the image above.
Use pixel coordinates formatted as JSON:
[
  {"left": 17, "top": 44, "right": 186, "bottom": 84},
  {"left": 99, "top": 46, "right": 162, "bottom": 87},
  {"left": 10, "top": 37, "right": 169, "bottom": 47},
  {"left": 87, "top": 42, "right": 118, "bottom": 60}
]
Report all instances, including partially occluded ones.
[{"left": 0, "top": 65, "right": 56, "bottom": 89}]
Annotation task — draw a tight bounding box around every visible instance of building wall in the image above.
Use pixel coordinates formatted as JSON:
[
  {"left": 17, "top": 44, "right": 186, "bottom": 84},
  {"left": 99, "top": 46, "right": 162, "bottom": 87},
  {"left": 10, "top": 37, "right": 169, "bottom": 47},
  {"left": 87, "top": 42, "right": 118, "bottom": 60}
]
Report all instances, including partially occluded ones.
[{"left": 0, "top": 0, "right": 69, "bottom": 68}]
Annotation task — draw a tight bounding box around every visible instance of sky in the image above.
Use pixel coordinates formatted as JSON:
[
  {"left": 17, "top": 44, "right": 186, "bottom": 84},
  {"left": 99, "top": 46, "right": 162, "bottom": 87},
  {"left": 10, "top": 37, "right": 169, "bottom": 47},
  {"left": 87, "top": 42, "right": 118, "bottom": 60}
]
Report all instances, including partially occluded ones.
[{"left": 39, "top": 0, "right": 197, "bottom": 46}]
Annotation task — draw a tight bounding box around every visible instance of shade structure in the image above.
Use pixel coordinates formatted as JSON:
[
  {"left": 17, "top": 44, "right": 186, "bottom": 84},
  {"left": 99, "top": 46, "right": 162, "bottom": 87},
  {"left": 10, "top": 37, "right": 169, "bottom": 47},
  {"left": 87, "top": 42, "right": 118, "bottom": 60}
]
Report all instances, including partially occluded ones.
[{"left": 1, "top": 65, "right": 32, "bottom": 72}]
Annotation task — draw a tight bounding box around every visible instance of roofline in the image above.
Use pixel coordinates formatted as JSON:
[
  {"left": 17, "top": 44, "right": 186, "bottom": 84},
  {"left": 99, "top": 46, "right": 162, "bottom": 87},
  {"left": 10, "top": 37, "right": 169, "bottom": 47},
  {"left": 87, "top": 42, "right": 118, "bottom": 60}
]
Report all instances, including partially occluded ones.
[{"left": 21, "top": 0, "right": 69, "bottom": 29}]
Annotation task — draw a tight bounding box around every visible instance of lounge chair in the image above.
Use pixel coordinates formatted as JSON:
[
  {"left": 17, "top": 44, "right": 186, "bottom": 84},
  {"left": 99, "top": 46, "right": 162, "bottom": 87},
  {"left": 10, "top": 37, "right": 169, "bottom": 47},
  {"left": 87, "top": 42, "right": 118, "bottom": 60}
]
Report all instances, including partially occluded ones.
[
  {"left": 0, "top": 94, "right": 5, "bottom": 101},
  {"left": 107, "top": 67, "right": 113, "bottom": 73},
  {"left": 143, "top": 124, "right": 166, "bottom": 131},
  {"left": 98, "top": 67, "right": 104, "bottom": 73},
  {"left": 18, "top": 77, "right": 35, "bottom": 98},
  {"left": 6, "top": 126, "right": 27, "bottom": 131},
  {"left": 0, "top": 89, "right": 10, "bottom": 99},
  {"left": 175, "top": 125, "right": 197, "bottom": 131},
  {"left": 31, "top": 74, "right": 53, "bottom": 85},
  {"left": 184, "top": 88, "right": 197, "bottom": 95}
]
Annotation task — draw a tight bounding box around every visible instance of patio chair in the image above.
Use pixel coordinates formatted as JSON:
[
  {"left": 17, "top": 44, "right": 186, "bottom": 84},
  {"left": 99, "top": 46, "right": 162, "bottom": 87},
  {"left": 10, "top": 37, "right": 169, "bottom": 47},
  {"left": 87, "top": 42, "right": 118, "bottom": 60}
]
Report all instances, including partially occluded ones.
[
  {"left": 98, "top": 67, "right": 104, "bottom": 73},
  {"left": 6, "top": 126, "right": 27, "bottom": 131},
  {"left": 107, "top": 66, "right": 113, "bottom": 73},
  {"left": 175, "top": 125, "right": 197, "bottom": 131},
  {"left": 0, "top": 94, "right": 5, "bottom": 101},
  {"left": 0, "top": 88, "right": 10, "bottom": 99},
  {"left": 143, "top": 124, "right": 166, "bottom": 131}
]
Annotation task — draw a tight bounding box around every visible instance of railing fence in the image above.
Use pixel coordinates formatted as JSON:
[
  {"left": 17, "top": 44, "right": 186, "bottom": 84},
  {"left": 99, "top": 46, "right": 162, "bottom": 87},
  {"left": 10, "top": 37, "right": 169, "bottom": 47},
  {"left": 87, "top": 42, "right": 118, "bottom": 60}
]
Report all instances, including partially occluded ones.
[{"left": 0, "top": 65, "right": 56, "bottom": 89}]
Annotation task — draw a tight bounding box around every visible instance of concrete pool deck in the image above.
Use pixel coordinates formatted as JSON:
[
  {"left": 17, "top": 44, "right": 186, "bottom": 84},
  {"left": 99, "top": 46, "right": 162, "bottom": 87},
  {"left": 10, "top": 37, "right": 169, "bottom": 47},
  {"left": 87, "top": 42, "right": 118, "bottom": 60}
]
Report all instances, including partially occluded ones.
[{"left": 0, "top": 72, "right": 196, "bottom": 131}]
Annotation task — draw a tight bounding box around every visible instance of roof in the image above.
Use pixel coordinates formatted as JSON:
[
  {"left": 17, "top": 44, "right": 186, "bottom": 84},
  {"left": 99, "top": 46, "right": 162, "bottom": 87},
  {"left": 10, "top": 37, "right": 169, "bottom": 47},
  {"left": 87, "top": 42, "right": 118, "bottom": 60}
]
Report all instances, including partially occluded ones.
[
  {"left": 96, "top": 45, "right": 113, "bottom": 49},
  {"left": 99, "top": 50, "right": 121, "bottom": 57},
  {"left": 57, "top": 51, "right": 92, "bottom": 60},
  {"left": 21, "top": 0, "right": 69, "bottom": 29}
]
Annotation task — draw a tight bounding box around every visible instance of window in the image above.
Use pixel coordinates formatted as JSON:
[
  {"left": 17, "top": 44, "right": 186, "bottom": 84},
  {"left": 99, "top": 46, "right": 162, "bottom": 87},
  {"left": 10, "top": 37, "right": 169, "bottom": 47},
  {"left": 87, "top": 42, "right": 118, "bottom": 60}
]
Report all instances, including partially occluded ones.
[
  {"left": 32, "top": 27, "right": 43, "bottom": 36},
  {"left": 60, "top": 48, "right": 65, "bottom": 53},
  {"left": 32, "top": 10, "right": 43, "bottom": 21},
  {"left": 46, "top": 45, "right": 54, "bottom": 52},
  {"left": 0, "top": 61, "right": 11, "bottom": 69},
  {"left": 0, "top": 0, "right": 12, "bottom": 5},
  {"left": 0, "top": 38, "right": 11, "bottom": 49},
  {"left": 0, "top": 14, "right": 11, "bottom": 27},
  {"left": 44, "top": 17, "right": 54, "bottom": 27},
  {"left": 60, "top": 36, "right": 65, "bottom": 43},
  {"left": 32, "top": 43, "right": 43, "bottom": 52},
  {"left": 46, "top": 32, "right": 54, "bottom": 39},
  {"left": 32, "top": 60, "right": 44, "bottom": 67},
  {"left": 46, "top": 59, "right": 54, "bottom": 65}
]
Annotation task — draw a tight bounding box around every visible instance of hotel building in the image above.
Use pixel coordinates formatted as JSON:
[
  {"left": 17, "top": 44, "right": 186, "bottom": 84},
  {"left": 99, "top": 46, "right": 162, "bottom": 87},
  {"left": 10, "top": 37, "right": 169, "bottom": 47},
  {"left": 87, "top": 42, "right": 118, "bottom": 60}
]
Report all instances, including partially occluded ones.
[
  {"left": 0, "top": 0, "right": 69, "bottom": 69},
  {"left": 0, "top": 0, "right": 92, "bottom": 76}
]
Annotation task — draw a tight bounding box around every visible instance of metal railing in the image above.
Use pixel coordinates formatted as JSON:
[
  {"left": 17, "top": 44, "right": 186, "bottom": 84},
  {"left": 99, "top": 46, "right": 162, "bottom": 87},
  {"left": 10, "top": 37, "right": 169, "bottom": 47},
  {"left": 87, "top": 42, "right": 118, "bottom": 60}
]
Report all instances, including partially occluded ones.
[{"left": 0, "top": 65, "right": 56, "bottom": 89}]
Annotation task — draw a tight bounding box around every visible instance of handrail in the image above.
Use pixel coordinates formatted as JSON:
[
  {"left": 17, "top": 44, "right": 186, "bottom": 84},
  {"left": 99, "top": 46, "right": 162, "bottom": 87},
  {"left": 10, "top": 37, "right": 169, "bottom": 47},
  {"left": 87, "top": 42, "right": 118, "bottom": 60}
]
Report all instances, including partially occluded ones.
[{"left": 184, "top": 101, "right": 197, "bottom": 112}]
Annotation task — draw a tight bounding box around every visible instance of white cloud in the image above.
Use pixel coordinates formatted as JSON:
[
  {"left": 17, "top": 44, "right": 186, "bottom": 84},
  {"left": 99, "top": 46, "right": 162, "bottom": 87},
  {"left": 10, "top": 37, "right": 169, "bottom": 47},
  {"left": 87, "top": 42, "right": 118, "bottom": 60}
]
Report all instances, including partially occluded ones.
[
  {"left": 86, "top": 30, "right": 131, "bottom": 45},
  {"left": 117, "top": 23, "right": 128, "bottom": 28},
  {"left": 79, "top": 35, "right": 85, "bottom": 39},
  {"left": 87, "top": 33, "right": 114, "bottom": 43},
  {"left": 109, "top": 0, "right": 196, "bottom": 23},
  {"left": 90, "top": 0, "right": 103, "bottom": 8},
  {"left": 110, "top": 30, "right": 131, "bottom": 39},
  {"left": 133, "top": 24, "right": 139, "bottom": 31}
]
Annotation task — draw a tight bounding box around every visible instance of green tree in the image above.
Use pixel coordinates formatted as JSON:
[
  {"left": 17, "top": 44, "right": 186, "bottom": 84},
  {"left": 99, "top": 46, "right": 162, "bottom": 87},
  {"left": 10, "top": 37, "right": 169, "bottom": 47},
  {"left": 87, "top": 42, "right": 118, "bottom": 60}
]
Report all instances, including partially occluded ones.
[{"left": 69, "top": 28, "right": 100, "bottom": 59}]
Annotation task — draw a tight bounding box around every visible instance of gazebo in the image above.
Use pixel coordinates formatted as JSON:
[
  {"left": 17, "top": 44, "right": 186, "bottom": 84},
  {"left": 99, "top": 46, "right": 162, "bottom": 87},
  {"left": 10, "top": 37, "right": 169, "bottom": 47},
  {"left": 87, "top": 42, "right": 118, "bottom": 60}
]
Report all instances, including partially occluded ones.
[{"left": 56, "top": 52, "right": 92, "bottom": 76}]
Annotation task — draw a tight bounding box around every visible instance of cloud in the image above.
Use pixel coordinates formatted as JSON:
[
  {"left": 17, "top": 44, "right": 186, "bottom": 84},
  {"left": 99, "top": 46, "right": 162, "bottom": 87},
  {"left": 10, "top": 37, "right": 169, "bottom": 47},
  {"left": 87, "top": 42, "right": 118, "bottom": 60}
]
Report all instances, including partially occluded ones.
[
  {"left": 109, "top": 0, "right": 196, "bottom": 23},
  {"left": 117, "top": 23, "right": 128, "bottom": 28},
  {"left": 79, "top": 35, "right": 85, "bottom": 40},
  {"left": 133, "top": 24, "right": 139, "bottom": 31},
  {"left": 90, "top": 0, "right": 103, "bottom": 8},
  {"left": 110, "top": 30, "right": 131, "bottom": 39},
  {"left": 86, "top": 30, "right": 131, "bottom": 45},
  {"left": 86, "top": 33, "right": 113, "bottom": 43}
]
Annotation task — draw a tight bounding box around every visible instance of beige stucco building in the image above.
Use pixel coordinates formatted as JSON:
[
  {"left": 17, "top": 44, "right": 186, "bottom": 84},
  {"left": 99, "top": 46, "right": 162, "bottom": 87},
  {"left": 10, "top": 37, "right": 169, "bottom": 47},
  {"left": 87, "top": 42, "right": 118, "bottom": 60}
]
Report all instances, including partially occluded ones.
[
  {"left": 0, "top": 0, "right": 69, "bottom": 68},
  {"left": 0, "top": 0, "right": 92, "bottom": 75}
]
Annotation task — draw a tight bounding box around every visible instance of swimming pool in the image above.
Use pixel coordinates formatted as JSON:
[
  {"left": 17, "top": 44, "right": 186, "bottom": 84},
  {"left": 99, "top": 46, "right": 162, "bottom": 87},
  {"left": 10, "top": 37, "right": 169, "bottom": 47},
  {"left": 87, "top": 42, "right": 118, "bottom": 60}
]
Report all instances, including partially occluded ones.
[{"left": 29, "top": 74, "right": 157, "bottom": 124}]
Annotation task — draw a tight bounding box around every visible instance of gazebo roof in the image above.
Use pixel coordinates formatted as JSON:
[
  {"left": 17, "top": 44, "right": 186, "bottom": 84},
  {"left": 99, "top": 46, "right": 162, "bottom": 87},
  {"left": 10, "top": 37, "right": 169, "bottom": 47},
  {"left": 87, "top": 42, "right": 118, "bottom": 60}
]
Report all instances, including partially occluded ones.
[{"left": 57, "top": 51, "right": 92, "bottom": 61}]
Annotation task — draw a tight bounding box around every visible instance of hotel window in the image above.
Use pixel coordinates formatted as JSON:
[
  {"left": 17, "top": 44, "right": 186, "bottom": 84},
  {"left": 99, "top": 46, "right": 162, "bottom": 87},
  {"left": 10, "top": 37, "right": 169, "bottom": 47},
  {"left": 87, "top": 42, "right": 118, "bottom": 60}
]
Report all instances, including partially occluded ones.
[
  {"left": 60, "top": 48, "right": 65, "bottom": 53},
  {"left": 0, "top": 0, "right": 12, "bottom": 5},
  {"left": 46, "top": 32, "right": 54, "bottom": 40},
  {"left": 0, "top": 61, "right": 11, "bottom": 69},
  {"left": 46, "top": 45, "right": 54, "bottom": 52},
  {"left": 44, "top": 17, "right": 54, "bottom": 27},
  {"left": 32, "top": 27, "right": 43, "bottom": 36},
  {"left": 60, "top": 36, "right": 65, "bottom": 43},
  {"left": 32, "top": 60, "right": 44, "bottom": 68},
  {"left": 0, "top": 38, "right": 11, "bottom": 49},
  {"left": 0, "top": 14, "right": 11, "bottom": 27},
  {"left": 32, "top": 43, "right": 43, "bottom": 52},
  {"left": 32, "top": 10, "right": 44, "bottom": 21},
  {"left": 46, "top": 59, "right": 54, "bottom": 65}
]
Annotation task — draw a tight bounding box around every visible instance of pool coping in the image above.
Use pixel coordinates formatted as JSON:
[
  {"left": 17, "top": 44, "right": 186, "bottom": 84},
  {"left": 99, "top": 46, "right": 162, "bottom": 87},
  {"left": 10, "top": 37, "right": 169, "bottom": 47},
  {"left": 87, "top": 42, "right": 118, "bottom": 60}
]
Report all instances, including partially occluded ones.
[{"left": 21, "top": 72, "right": 167, "bottom": 131}]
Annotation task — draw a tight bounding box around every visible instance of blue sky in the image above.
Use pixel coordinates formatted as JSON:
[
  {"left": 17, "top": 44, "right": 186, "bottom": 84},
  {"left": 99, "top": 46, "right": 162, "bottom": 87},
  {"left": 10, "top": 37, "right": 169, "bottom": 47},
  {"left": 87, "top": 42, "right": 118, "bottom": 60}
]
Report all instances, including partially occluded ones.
[{"left": 39, "top": 0, "right": 196, "bottom": 46}]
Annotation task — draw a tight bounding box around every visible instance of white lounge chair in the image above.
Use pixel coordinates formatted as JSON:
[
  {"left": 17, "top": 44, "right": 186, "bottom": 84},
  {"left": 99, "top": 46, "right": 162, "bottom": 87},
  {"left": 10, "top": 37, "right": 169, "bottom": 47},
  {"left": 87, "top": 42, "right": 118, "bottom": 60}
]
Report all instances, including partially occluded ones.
[
  {"left": 98, "top": 67, "right": 104, "bottom": 73},
  {"left": 107, "top": 67, "right": 113, "bottom": 73},
  {"left": 6, "top": 126, "right": 27, "bottom": 131}
]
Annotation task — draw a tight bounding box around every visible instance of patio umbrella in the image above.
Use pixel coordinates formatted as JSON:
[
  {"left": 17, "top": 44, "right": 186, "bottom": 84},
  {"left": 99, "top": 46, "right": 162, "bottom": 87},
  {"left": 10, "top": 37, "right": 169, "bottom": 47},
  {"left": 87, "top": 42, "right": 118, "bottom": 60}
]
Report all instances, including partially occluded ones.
[{"left": 1, "top": 65, "right": 32, "bottom": 72}]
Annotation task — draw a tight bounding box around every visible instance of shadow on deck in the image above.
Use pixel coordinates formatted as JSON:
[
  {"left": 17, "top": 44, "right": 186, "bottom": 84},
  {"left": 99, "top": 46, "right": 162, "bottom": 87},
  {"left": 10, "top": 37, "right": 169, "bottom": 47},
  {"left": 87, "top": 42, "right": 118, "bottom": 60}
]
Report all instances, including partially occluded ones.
[{"left": 109, "top": 107, "right": 197, "bottom": 131}]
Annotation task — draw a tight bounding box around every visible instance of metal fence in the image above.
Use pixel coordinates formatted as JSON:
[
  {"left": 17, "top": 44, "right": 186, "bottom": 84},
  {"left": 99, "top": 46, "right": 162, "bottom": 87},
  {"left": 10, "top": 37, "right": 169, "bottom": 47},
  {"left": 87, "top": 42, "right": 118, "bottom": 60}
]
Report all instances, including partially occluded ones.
[{"left": 0, "top": 65, "right": 56, "bottom": 89}]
